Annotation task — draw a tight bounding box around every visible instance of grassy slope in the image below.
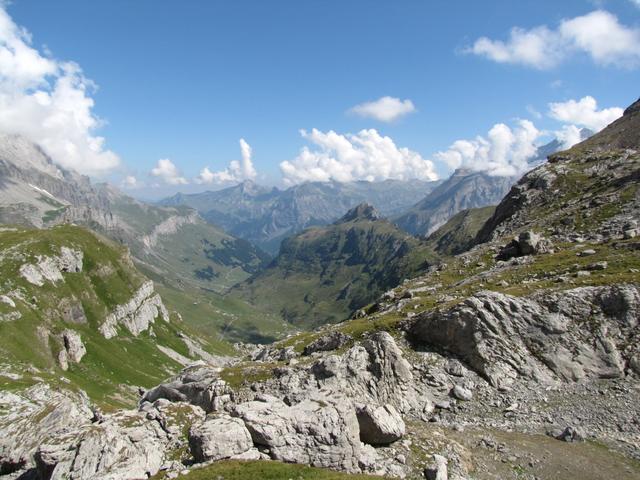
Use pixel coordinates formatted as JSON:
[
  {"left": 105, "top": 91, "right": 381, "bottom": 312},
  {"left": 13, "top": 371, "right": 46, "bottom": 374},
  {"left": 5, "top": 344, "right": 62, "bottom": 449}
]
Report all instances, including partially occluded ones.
[
  {"left": 153, "top": 460, "right": 382, "bottom": 480},
  {"left": 108, "top": 196, "right": 270, "bottom": 294},
  {"left": 0, "top": 225, "right": 228, "bottom": 409},
  {"left": 232, "top": 217, "right": 438, "bottom": 329},
  {"left": 424, "top": 205, "right": 496, "bottom": 256}
]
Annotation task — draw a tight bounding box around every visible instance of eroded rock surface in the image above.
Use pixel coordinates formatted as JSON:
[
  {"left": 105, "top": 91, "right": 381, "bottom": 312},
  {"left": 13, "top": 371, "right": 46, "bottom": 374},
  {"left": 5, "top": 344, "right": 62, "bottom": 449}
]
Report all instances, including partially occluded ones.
[
  {"left": 99, "top": 280, "right": 169, "bottom": 338},
  {"left": 410, "top": 284, "right": 640, "bottom": 387}
]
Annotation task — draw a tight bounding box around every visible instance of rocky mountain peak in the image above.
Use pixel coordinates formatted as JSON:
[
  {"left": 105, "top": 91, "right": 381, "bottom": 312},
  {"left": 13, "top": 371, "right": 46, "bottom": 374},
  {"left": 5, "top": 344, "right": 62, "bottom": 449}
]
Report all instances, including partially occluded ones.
[{"left": 338, "top": 203, "right": 381, "bottom": 223}]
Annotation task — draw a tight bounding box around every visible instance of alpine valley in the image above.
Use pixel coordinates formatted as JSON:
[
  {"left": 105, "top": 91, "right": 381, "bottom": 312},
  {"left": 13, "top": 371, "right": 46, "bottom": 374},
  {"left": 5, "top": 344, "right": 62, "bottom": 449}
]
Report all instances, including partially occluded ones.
[{"left": 0, "top": 94, "right": 638, "bottom": 480}]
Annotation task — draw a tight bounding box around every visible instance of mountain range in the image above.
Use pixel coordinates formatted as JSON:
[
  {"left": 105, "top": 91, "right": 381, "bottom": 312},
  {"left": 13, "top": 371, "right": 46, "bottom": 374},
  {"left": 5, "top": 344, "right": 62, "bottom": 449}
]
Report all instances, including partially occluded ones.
[
  {"left": 0, "top": 133, "right": 268, "bottom": 294},
  {"left": 0, "top": 96, "right": 638, "bottom": 480},
  {"left": 231, "top": 203, "right": 437, "bottom": 327},
  {"left": 160, "top": 178, "right": 440, "bottom": 254}
]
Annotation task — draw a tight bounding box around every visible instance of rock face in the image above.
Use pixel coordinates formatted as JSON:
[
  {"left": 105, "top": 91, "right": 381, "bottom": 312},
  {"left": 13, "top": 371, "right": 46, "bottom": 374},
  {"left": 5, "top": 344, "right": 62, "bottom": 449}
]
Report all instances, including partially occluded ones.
[
  {"left": 188, "top": 415, "right": 253, "bottom": 462},
  {"left": 57, "top": 329, "right": 87, "bottom": 371},
  {"left": 395, "top": 169, "right": 517, "bottom": 236},
  {"left": 311, "top": 331, "right": 417, "bottom": 411},
  {"left": 0, "top": 384, "right": 93, "bottom": 475},
  {"left": 410, "top": 285, "right": 640, "bottom": 387},
  {"left": 36, "top": 401, "right": 204, "bottom": 480},
  {"left": 232, "top": 394, "right": 369, "bottom": 473},
  {"left": 19, "top": 247, "right": 83, "bottom": 286},
  {"left": 355, "top": 404, "right": 405, "bottom": 445},
  {"left": 303, "top": 331, "right": 352, "bottom": 356},
  {"left": 141, "top": 366, "right": 233, "bottom": 413},
  {"left": 99, "top": 281, "right": 169, "bottom": 339}
]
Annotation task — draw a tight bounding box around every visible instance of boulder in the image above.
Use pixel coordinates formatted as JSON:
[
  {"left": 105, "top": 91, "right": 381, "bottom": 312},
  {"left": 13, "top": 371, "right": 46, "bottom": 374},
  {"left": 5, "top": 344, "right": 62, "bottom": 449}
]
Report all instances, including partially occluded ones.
[
  {"left": 189, "top": 415, "right": 253, "bottom": 462},
  {"left": 232, "top": 394, "right": 368, "bottom": 473},
  {"left": 496, "top": 231, "right": 552, "bottom": 261},
  {"left": 424, "top": 454, "right": 448, "bottom": 480},
  {"left": 555, "top": 426, "right": 586, "bottom": 443},
  {"left": 451, "top": 385, "right": 473, "bottom": 401},
  {"left": 141, "top": 366, "right": 232, "bottom": 413},
  {"left": 410, "top": 285, "right": 640, "bottom": 387},
  {"left": 356, "top": 404, "right": 405, "bottom": 445},
  {"left": 303, "top": 331, "right": 352, "bottom": 355}
]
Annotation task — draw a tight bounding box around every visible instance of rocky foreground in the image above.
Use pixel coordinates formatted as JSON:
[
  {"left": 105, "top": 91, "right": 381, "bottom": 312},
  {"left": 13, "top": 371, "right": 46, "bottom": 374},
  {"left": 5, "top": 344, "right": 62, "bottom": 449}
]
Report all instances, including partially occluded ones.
[{"left": 2, "top": 277, "right": 639, "bottom": 479}]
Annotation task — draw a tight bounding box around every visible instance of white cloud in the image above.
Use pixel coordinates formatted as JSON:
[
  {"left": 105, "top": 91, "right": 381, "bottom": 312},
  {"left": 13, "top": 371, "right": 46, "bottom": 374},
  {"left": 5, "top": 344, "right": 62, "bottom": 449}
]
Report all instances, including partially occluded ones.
[
  {"left": 468, "top": 26, "right": 563, "bottom": 69},
  {"left": 150, "top": 159, "right": 188, "bottom": 185},
  {"left": 631, "top": 0, "right": 640, "bottom": 8},
  {"left": 121, "top": 175, "right": 139, "bottom": 189},
  {"left": 195, "top": 138, "right": 258, "bottom": 185},
  {"left": 467, "top": 10, "right": 640, "bottom": 69},
  {"left": 349, "top": 96, "right": 416, "bottom": 122},
  {"left": 548, "top": 96, "right": 623, "bottom": 131},
  {"left": 0, "top": 6, "right": 120, "bottom": 175},
  {"left": 554, "top": 124, "right": 584, "bottom": 150},
  {"left": 279, "top": 128, "right": 438, "bottom": 186},
  {"left": 433, "top": 120, "right": 542, "bottom": 177}
]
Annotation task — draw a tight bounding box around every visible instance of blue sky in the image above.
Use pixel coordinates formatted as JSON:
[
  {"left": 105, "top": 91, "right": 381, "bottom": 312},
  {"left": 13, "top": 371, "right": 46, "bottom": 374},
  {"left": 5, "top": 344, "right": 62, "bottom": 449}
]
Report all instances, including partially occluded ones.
[{"left": 2, "top": 0, "right": 639, "bottom": 197}]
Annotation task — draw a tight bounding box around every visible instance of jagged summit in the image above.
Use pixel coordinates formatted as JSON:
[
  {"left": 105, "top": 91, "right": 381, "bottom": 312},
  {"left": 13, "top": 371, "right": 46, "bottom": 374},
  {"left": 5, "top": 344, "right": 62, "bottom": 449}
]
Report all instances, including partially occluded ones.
[{"left": 338, "top": 203, "right": 381, "bottom": 223}]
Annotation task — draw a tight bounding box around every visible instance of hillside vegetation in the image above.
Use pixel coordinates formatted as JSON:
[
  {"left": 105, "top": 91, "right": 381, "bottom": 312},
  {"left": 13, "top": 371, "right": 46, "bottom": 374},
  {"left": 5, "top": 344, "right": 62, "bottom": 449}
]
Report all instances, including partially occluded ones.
[{"left": 0, "top": 225, "right": 228, "bottom": 408}]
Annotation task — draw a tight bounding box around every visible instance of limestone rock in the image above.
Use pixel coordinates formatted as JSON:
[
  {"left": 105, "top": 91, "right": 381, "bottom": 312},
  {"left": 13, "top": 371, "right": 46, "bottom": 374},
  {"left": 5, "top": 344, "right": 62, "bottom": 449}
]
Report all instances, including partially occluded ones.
[
  {"left": 496, "top": 231, "right": 551, "bottom": 261},
  {"left": 61, "top": 329, "right": 86, "bottom": 364},
  {"left": 188, "top": 415, "right": 253, "bottom": 462},
  {"left": 0, "top": 384, "right": 93, "bottom": 475},
  {"left": 451, "top": 385, "right": 473, "bottom": 401},
  {"left": 141, "top": 365, "right": 232, "bottom": 413},
  {"left": 424, "top": 454, "right": 448, "bottom": 480},
  {"left": 19, "top": 247, "right": 83, "bottom": 286},
  {"left": 99, "top": 281, "right": 169, "bottom": 339},
  {"left": 303, "top": 331, "right": 352, "bottom": 355},
  {"left": 356, "top": 404, "right": 405, "bottom": 445},
  {"left": 232, "top": 394, "right": 369, "bottom": 473},
  {"left": 410, "top": 285, "right": 640, "bottom": 387}
]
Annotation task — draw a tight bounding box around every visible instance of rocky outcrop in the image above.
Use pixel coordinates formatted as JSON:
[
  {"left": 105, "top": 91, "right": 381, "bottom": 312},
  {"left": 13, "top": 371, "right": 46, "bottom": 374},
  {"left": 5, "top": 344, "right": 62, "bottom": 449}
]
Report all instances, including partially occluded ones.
[
  {"left": 141, "top": 366, "right": 233, "bottom": 413},
  {"left": 0, "top": 384, "right": 93, "bottom": 475},
  {"left": 410, "top": 285, "right": 640, "bottom": 387},
  {"left": 19, "top": 247, "right": 83, "bottom": 286},
  {"left": 188, "top": 415, "right": 253, "bottom": 462},
  {"left": 232, "top": 394, "right": 374, "bottom": 473},
  {"left": 355, "top": 404, "right": 405, "bottom": 445},
  {"left": 141, "top": 212, "right": 198, "bottom": 249},
  {"left": 99, "top": 281, "right": 169, "bottom": 339},
  {"left": 37, "top": 401, "right": 204, "bottom": 480},
  {"left": 311, "top": 332, "right": 417, "bottom": 411},
  {"left": 496, "top": 230, "right": 553, "bottom": 261},
  {"left": 303, "top": 331, "right": 352, "bottom": 355},
  {"left": 57, "top": 329, "right": 87, "bottom": 371}
]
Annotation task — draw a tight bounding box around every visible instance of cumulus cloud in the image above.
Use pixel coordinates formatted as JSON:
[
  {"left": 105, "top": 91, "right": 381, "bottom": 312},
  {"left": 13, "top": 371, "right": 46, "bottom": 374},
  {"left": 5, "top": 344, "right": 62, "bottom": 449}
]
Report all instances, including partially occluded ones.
[
  {"left": 348, "top": 96, "right": 416, "bottom": 122},
  {"left": 150, "top": 159, "right": 188, "bottom": 185},
  {"left": 279, "top": 128, "right": 438, "bottom": 186},
  {"left": 467, "top": 10, "right": 640, "bottom": 69},
  {"left": 0, "top": 6, "right": 119, "bottom": 175},
  {"left": 120, "top": 175, "right": 139, "bottom": 189},
  {"left": 548, "top": 96, "right": 623, "bottom": 132},
  {"left": 195, "top": 138, "right": 258, "bottom": 185},
  {"left": 554, "top": 124, "right": 584, "bottom": 150},
  {"left": 433, "top": 120, "right": 542, "bottom": 177}
]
